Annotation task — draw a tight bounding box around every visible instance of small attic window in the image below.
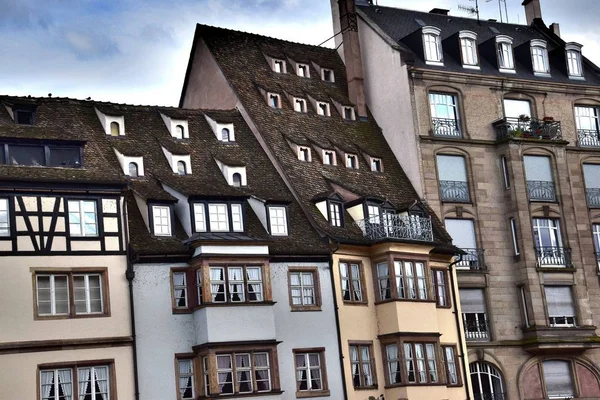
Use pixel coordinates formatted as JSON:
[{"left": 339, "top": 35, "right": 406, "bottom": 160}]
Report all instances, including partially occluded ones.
[
  {"left": 14, "top": 107, "right": 34, "bottom": 125},
  {"left": 298, "top": 146, "right": 311, "bottom": 162},
  {"left": 496, "top": 35, "right": 515, "bottom": 73},
  {"left": 530, "top": 39, "right": 550, "bottom": 76},
  {"left": 268, "top": 93, "right": 281, "bottom": 109},
  {"left": 566, "top": 43, "right": 584, "bottom": 79},
  {"left": 273, "top": 59, "right": 286, "bottom": 73},
  {"left": 321, "top": 68, "right": 334, "bottom": 82},
  {"left": 221, "top": 128, "right": 231, "bottom": 141},
  {"left": 346, "top": 154, "right": 358, "bottom": 169},
  {"left": 323, "top": 150, "right": 336, "bottom": 165},
  {"left": 294, "top": 98, "right": 307, "bottom": 113},
  {"left": 297, "top": 64, "right": 310, "bottom": 77},
  {"left": 177, "top": 161, "right": 187, "bottom": 176},
  {"left": 175, "top": 125, "right": 185, "bottom": 139},
  {"left": 371, "top": 158, "right": 382, "bottom": 172},
  {"left": 232, "top": 173, "right": 242, "bottom": 187},
  {"left": 343, "top": 106, "right": 355, "bottom": 120},
  {"left": 129, "top": 162, "right": 139, "bottom": 177},
  {"left": 459, "top": 31, "right": 478, "bottom": 68},
  {"left": 110, "top": 122, "right": 120, "bottom": 136},
  {"left": 317, "top": 102, "right": 330, "bottom": 116},
  {"left": 422, "top": 26, "right": 443, "bottom": 65}
]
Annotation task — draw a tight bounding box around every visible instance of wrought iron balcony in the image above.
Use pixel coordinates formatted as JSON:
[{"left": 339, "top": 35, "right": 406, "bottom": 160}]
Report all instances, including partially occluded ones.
[
  {"left": 474, "top": 394, "right": 506, "bottom": 400},
  {"left": 577, "top": 129, "right": 600, "bottom": 147},
  {"left": 354, "top": 214, "right": 433, "bottom": 242},
  {"left": 439, "top": 180, "right": 470, "bottom": 203},
  {"left": 587, "top": 188, "right": 600, "bottom": 208},
  {"left": 462, "top": 313, "right": 490, "bottom": 341},
  {"left": 493, "top": 117, "right": 562, "bottom": 140},
  {"left": 431, "top": 117, "right": 461, "bottom": 138},
  {"left": 535, "top": 246, "right": 572, "bottom": 267},
  {"left": 527, "top": 180, "right": 556, "bottom": 202},
  {"left": 455, "top": 248, "right": 486, "bottom": 271}
]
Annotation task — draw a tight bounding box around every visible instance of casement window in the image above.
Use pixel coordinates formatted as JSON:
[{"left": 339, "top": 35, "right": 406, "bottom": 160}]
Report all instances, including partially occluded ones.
[
  {"left": 322, "top": 150, "right": 335, "bottom": 165},
  {"left": 209, "top": 265, "right": 263, "bottom": 303},
  {"left": 212, "top": 352, "right": 273, "bottom": 394},
  {"left": 445, "top": 219, "right": 478, "bottom": 268},
  {"left": 177, "top": 359, "right": 195, "bottom": 400},
  {"left": 268, "top": 206, "right": 287, "bottom": 236},
  {"left": 496, "top": 36, "right": 515, "bottom": 71},
  {"left": 459, "top": 31, "right": 478, "bottom": 67},
  {"left": 593, "top": 224, "right": 600, "bottom": 271},
  {"left": 0, "top": 198, "right": 10, "bottom": 236},
  {"left": 152, "top": 205, "right": 171, "bottom": 236},
  {"left": 422, "top": 27, "right": 443, "bottom": 65},
  {"left": 532, "top": 218, "right": 567, "bottom": 267},
  {"left": 524, "top": 155, "right": 556, "bottom": 202},
  {"left": 459, "top": 288, "right": 489, "bottom": 341},
  {"left": 544, "top": 286, "right": 577, "bottom": 327},
  {"left": 273, "top": 59, "right": 285, "bottom": 73},
  {"left": 36, "top": 272, "right": 104, "bottom": 317},
  {"left": 110, "top": 121, "right": 120, "bottom": 136},
  {"left": 172, "top": 271, "right": 188, "bottom": 309},
  {"left": 371, "top": 158, "right": 382, "bottom": 172},
  {"left": 297, "top": 64, "right": 309, "bottom": 77},
  {"left": 376, "top": 261, "right": 428, "bottom": 301},
  {"left": 194, "top": 203, "right": 206, "bottom": 232},
  {"left": 343, "top": 106, "right": 355, "bottom": 120},
  {"left": 566, "top": 43, "right": 584, "bottom": 78},
  {"left": 294, "top": 350, "right": 327, "bottom": 393},
  {"left": 202, "top": 357, "right": 210, "bottom": 396},
  {"left": 289, "top": 269, "right": 320, "bottom": 309},
  {"left": 436, "top": 155, "right": 469, "bottom": 202},
  {"left": 429, "top": 93, "right": 460, "bottom": 137},
  {"left": 231, "top": 204, "right": 243, "bottom": 232},
  {"left": 542, "top": 360, "right": 575, "bottom": 399},
  {"left": 201, "top": 203, "right": 244, "bottom": 233},
  {"left": 349, "top": 344, "right": 376, "bottom": 388},
  {"left": 583, "top": 164, "right": 600, "bottom": 207},
  {"left": 317, "top": 102, "right": 330, "bottom": 116},
  {"left": 441, "top": 346, "right": 459, "bottom": 385},
  {"left": 68, "top": 200, "right": 98, "bottom": 237},
  {"left": 531, "top": 40, "right": 550, "bottom": 75},
  {"left": 384, "top": 341, "right": 440, "bottom": 385},
  {"left": 298, "top": 146, "right": 311, "bottom": 162},
  {"left": 2, "top": 143, "right": 82, "bottom": 168},
  {"left": 433, "top": 270, "right": 448, "bottom": 307},
  {"left": 294, "top": 98, "right": 307, "bottom": 113},
  {"left": 177, "top": 161, "right": 188, "bottom": 176},
  {"left": 321, "top": 68, "right": 334, "bottom": 82},
  {"left": 268, "top": 93, "right": 281, "bottom": 109},
  {"left": 345, "top": 154, "right": 358, "bottom": 169},
  {"left": 509, "top": 217, "right": 520, "bottom": 255},
  {"left": 470, "top": 362, "right": 504, "bottom": 400},
  {"left": 128, "top": 162, "right": 139, "bottom": 177},
  {"left": 328, "top": 201, "right": 343, "bottom": 227},
  {"left": 40, "top": 365, "right": 110, "bottom": 400},
  {"left": 339, "top": 261, "right": 364, "bottom": 302},
  {"left": 575, "top": 106, "right": 600, "bottom": 146}
]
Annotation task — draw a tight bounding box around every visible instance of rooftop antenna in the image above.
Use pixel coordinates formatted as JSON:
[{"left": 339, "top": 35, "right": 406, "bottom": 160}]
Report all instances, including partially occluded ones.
[
  {"left": 502, "top": 0, "right": 509, "bottom": 23},
  {"left": 458, "top": 0, "right": 481, "bottom": 22}
]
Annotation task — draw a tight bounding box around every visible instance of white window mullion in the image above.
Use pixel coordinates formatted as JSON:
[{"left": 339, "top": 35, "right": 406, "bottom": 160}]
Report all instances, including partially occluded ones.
[{"left": 84, "top": 275, "right": 91, "bottom": 314}]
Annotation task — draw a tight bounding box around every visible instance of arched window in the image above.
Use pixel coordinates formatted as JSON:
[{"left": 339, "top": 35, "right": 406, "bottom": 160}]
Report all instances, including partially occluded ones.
[
  {"left": 177, "top": 161, "right": 186, "bottom": 176},
  {"left": 422, "top": 26, "right": 443, "bottom": 64},
  {"left": 221, "top": 128, "right": 230, "bottom": 142},
  {"left": 530, "top": 40, "right": 549, "bottom": 75},
  {"left": 175, "top": 125, "right": 184, "bottom": 139},
  {"left": 110, "top": 121, "right": 120, "bottom": 136},
  {"left": 470, "top": 362, "right": 504, "bottom": 400},
  {"left": 232, "top": 173, "right": 242, "bottom": 187},
  {"left": 128, "top": 162, "right": 138, "bottom": 177}
]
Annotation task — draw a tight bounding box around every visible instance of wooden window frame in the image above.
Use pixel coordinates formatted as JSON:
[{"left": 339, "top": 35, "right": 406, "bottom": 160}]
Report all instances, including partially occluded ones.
[
  {"left": 288, "top": 267, "right": 322, "bottom": 311},
  {"left": 441, "top": 345, "right": 462, "bottom": 387},
  {"left": 348, "top": 342, "right": 378, "bottom": 390},
  {"left": 37, "top": 359, "right": 116, "bottom": 400},
  {"left": 32, "top": 268, "right": 110, "bottom": 320},
  {"left": 372, "top": 256, "right": 432, "bottom": 304},
  {"left": 339, "top": 260, "right": 367, "bottom": 305},
  {"left": 175, "top": 355, "right": 196, "bottom": 400},
  {"left": 293, "top": 348, "right": 330, "bottom": 398},
  {"left": 432, "top": 268, "right": 451, "bottom": 308}
]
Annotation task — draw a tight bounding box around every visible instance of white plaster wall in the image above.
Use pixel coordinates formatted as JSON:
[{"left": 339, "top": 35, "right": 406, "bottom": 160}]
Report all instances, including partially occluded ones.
[
  {"left": 194, "top": 306, "right": 276, "bottom": 344},
  {"left": 248, "top": 197, "right": 268, "bottom": 231},
  {"left": 162, "top": 184, "right": 192, "bottom": 236}
]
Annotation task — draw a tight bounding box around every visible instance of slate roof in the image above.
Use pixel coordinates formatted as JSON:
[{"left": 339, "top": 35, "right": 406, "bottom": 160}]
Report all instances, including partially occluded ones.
[
  {"left": 358, "top": 5, "right": 600, "bottom": 85},
  {"left": 0, "top": 96, "right": 328, "bottom": 257},
  {"left": 185, "top": 25, "right": 452, "bottom": 246}
]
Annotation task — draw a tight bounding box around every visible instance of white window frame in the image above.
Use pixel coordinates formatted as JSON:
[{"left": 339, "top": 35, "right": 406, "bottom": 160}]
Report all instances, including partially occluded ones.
[
  {"left": 346, "top": 154, "right": 358, "bottom": 169},
  {"left": 297, "top": 63, "right": 310, "bottom": 78},
  {"left": 298, "top": 146, "right": 311, "bottom": 162},
  {"left": 343, "top": 106, "right": 355, "bottom": 120},
  {"left": 194, "top": 203, "right": 206, "bottom": 232},
  {"left": 152, "top": 205, "right": 171, "bottom": 236},
  {"left": 328, "top": 202, "right": 342, "bottom": 227},
  {"left": 294, "top": 98, "right": 307, "bottom": 113},
  {"left": 532, "top": 218, "right": 563, "bottom": 249},
  {"left": 321, "top": 68, "right": 334, "bottom": 82},
  {"left": 295, "top": 352, "right": 325, "bottom": 391},
  {"left": 172, "top": 271, "right": 188, "bottom": 309},
  {"left": 566, "top": 43, "right": 584, "bottom": 79},
  {"left": 273, "top": 59, "right": 285, "bottom": 73},
  {"left": 178, "top": 359, "right": 195, "bottom": 399},
  {"left": 230, "top": 204, "right": 244, "bottom": 232},
  {"left": 289, "top": 271, "right": 316, "bottom": 306},
  {"left": 496, "top": 35, "right": 515, "bottom": 73},
  {"left": 36, "top": 274, "right": 70, "bottom": 316},
  {"left": 520, "top": 286, "right": 530, "bottom": 328},
  {"left": 40, "top": 368, "right": 73, "bottom": 400},
  {"left": 0, "top": 198, "right": 9, "bottom": 236},
  {"left": 268, "top": 206, "right": 287, "bottom": 236},
  {"left": 317, "top": 102, "right": 330, "bottom": 116},
  {"left": 68, "top": 200, "right": 98, "bottom": 237},
  {"left": 73, "top": 273, "right": 103, "bottom": 314},
  {"left": 459, "top": 31, "right": 478, "bottom": 68},
  {"left": 422, "top": 26, "right": 443, "bottom": 65},
  {"left": 593, "top": 224, "right": 600, "bottom": 271},
  {"left": 268, "top": 93, "right": 281, "bottom": 109},
  {"left": 530, "top": 39, "right": 550, "bottom": 76},
  {"left": 574, "top": 105, "right": 599, "bottom": 132},
  {"left": 208, "top": 204, "right": 229, "bottom": 232},
  {"left": 77, "top": 365, "right": 110, "bottom": 399},
  {"left": 322, "top": 150, "right": 336, "bottom": 165}
]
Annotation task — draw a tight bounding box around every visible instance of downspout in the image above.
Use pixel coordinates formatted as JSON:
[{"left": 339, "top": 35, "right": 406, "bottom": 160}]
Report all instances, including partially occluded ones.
[
  {"left": 328, "top": 240, "right": 348, "bottom": 400},
  {"left": 448, "top": 253, "right": 471, "bottom": 400}
]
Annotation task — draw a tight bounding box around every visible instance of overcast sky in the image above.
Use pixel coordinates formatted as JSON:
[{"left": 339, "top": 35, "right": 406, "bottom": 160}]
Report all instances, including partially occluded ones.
[{"left": 1, "top": 0, "right": 598, "bottom": 106}]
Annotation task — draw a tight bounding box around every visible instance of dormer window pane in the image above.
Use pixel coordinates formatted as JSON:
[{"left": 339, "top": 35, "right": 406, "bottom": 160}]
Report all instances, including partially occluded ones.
[
  {"left": 460, "top": 38, "right": 477, "bottom": 66},
  {"left": 49, "top": 147, "right": 81, "bottom": 168},
  {"left": 194, "top": 204, "right": 206, "bottom": 232},
  {"left": 424, "top": 33, "right": 441, "bottom": 62},
  {"left": 221, "top": 128, "right": 230, "bottom": 142},
  {"left": 15, "top": 110, "right": 34, "bottom": 125},
  {"left": 209, "top": 204, "right": 229, "bottom": 232},
  {"left": 9, "top": 145, "right": 44, "bottom": 166},
  {"left": 152, "top": 205, "right": 171, "bottom": 236},
  {"left": 372, "top": 159, "right": 382, "bottom": 172},
  {"left": 128, "top": 162, "right": 139, "bottom": 177},
  {"left": 110, "top": 122, "right": 120, "bottom": 136},
  {"left": 531, "top": 46, "right": 549, "bottom": 73},
  {"left": 317, "top": 103, "right": 329, "bottom": 116},
  {"left": 329, "top": 202, "right": 342, "bottom": 227},
  {"left": 498, "top": 42, "right": 514, "bottom": 70},
  {"left": 269, "top": 94, "right": 280, "bottom": 108},
  {"left": 343, "top": 107, "right": 355, "bottom": 120},
  {"left": 298, "top": 65, "right": 307, "bottom": 77},
  {"left": 177, "top": 161, "right": 187, "bottom": 176},
  {"left": 294, "top": 99, "right": 306, "bottom": 113},
  {"left": 231, "top": 204, "right": 244, "bottom": 232},
  {"left": 322, "top": 69, "right": 334, "bottom": 82},
  {"left": 175, "top": 125, "right": 184, "bottom": 139},
  {"left": 232, "top": 173, "right": 242, "bottom": 187},
  {"left": 298, "top": 147, "right": 310, "bottom": 162},
  {"left": 346, "top": 154, "right": 358, "bottom": 169},
  {"left": 269, "top": 206, "right": 287, "bottom": 236},
  {"left": 567, "top": 50, "right": 582, "bottom": 76},
  {"left": 274, "top": 60, "right": 284, "bottom": 73},
  {"left": 323, "top": 151, "right": 334, "bottom": 165}
]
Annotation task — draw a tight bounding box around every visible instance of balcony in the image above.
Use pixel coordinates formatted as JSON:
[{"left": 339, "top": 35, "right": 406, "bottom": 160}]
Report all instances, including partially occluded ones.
[
  {"left": 432, "top": 117, "right": 461, "bottom": 138},
  {"left": 527, "top": 180, "right": 556, "bottom": 202},
  {"left": 439, "top": 180, "right": 470, "bottom": 203},
  {"left": 354, "top": 214, "right": 433, "bottom": 242},
  {"left": 493, "top": 117, "right": 562, "bottom": 140},
  {"left": 577, "top": 129, "right": 600, "bottom": 147},
  {"left": 462, "top": 313, "right": 490, "bottom": 341},
  {"left": 587, "top": 188, "right": 600, "bottom": 207},
  {"left": 535, "top": 246, "right": 572, "bottom": 268},
  {"left": 455, "top": 248, "right": 486, "bottom": 271}
]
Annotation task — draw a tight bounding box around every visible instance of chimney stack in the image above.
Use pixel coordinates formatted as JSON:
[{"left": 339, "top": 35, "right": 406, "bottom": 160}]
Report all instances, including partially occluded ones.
[
  {"left": 522, "top": 0, "right": 542, "bottom": 25},
  {"left": 337, "top": 0, "right": 368, "bottom": 118},
  {"left": 550, "top": 23, "right": 561, "bottom": 37}
]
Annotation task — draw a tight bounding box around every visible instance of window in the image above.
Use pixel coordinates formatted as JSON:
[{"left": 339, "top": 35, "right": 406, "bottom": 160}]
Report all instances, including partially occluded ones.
[
  {"left": 384, "top": 341, "right": 440, "bottom": 385},
  {"left": 377, "top": 260, "right": 428, "bottom": 301},
  {"left": 209, "top": 265, "right": 263, "bottom": 303},
  {"left": 68, "top": 200, "right": 98, "bottom": 237},
  {"left": 3, "top": 143, "right": 82, "bottom": 168},
  {"left": 575, "top": 106, "right": 600, "bottom": 147},
  {"left": 510, "top": 217, "right": 520, "bottom": 256},
  {"left": 175, "top": 125, "right": 185, "bottom": 139},
  {"left": 0, "top": 198, "right": 9, "bottom": 236},
  {"left": 371, "top": 158, "right": 382, "bottom": 172},
  {"left": 232, "top": 173, "right": 242, "bottom": 187},
  {"left": 110, "top": 121, "right": 120, "bottom": 136},
  {"left": 35, "top": 272, "right": 105, "bottom": 317},
  {"left": 289, "top": 270, "right": 319, "bottom": 309},
  {"left": 321, "top": 68, "right": 334, "bottom": 82},
  {"left": 8, "top": 144, "right": 44, "bottom": 166},
  {"left": 273, "top": 59, "right": 285, "bottom": 73},
  {"left": 496, "top": 36, "right": 515, "bottom": 71},
  {"left": 433, "top": 270, "right": 448, "bottom": 307},
  {"left": 294, "top": 350, "right": 328, "bottom": 393},
  {"left": 209, "top": 204, "right": 229, "bottom": 231},
  {"left": 177, "top": 161, "right": 187, "bottom": 176},
  {"left": 193, "top": 203, "right": 206, "bottom": 232},
  {"left": 470, "top": 362, "right": 504, "bottom": 400},
  {"left": 429, "top": 93, "right": 460, "bottom": 137},
  {"left": 268, "top": 206, "right": 287, "bottom": 236},
  {"left": 584, "top": 164, "right": 600, "bottom": 207},
  {"left": 349, "top": 344, "right": 376, "bottom": 388},
  {"left": 459, "top": 31, "right": 478, "bottom": 67},
  {"left": 545, "top": 286, "right": 576, "bottom": 327},
  {"left": 322, "top": 151, "right": 335, "bottom": 165},
  {"left": 343, "top": 106, "right": 355, "bottom": 120},
  {"left": 128, "top": 162, "right": 139, "bottom": 177},
  {"left": 593, "top": 224, "right": 600, "bottom": 271},
  {"left": 459, "top": 288, "right": 489, "bottom": 341},
  {"left": 339, "top": 261, "right": 364, "bottom": 302},
  {"left": 49, "top": 147, "right": 82, "bottom": 167},
  {"left": 231, "top": 204, "right": 243, "bottom": 232},
  {"left": 196, "top": 270, "right": 203, "bottom": 305},
  {"left": 298, "top": 146, "right": 310, "bottom": 162},
  {"left": 436, "top": 155, "right": 469, "bottom": 202},
  {"left": 40, "top": 365, "right": 110, "bottom": 400},
  {"left": 422, "top": 27, "right": 443, "bottom": 64},
  {"left": 14, "top": 108, "right": 34, "bottom": 125},
  {"left": 566, "top": 43, "right": 583, "bottom": 78},
  {"left": 542, "top": 360, "right": 575, "bottom": 399},
  {"left": 201, "top": 203, "right": 244, "bottom": 232},
  {"left": 520, "top": 286, "right": 531, "bottom": 328},
  {"left": 152, "top": 205, "right": 171, "bottom": 236},
  {"left": 345, "top": 154, "right": 358, "bottom": 169},
  {"left": 500, "top": 156, "right": 510, "bottom": 189},
  {"left": 297, "top": 64, "right": 309, "bottom": 77},
  {"left": 317, "top": 102, "right": 330, "bottom": 116},
  {"left": 221, "top": 128, "right": 230, "bottom": 141},
  {"left": 532, "top": 218, "right": 566, "bottom": 267},
  {"left": 177, "top": 359, "right": 195, "bottom": 399},
  {"left": 445, "top": 219, "right": 481, "bottom": 270},
  {"left": 294, "top": 98, "right": 306, "bottom": 113},
  {"left": 268, "top": 94, "right": 280, "bottom": 109},
  {"left": 328, "top": 201, "right": 342, "bottom": 227},
  {"left": 172, "top": 271, "right": 188, "bottom": 309},
  {"left": 441, "top": 346, "right": 459, "bottom": 385},
  {"left": 524, "top": 155, "right": 555, "bottom": 202},
  {"left": 531, "top": 40, "right": 550, "bottom": 75}
]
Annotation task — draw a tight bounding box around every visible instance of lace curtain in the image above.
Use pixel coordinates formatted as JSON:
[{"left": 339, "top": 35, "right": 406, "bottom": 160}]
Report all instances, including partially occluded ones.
[
  {"left": 78, "top": 368, "right": 90, "bottom": 400},
  {"left": 41, "top": 371, "right": 54, "bottom": 399},
  {"left": 95, "top": 367, "right": 109, "bottom": 400}
]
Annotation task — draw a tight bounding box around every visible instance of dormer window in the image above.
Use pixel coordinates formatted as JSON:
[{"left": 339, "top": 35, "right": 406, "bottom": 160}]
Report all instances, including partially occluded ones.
[
  {"left": 177, "top": 161, "right": 187, "bottom": 176},
  {"left": 151, "top": 205, "right": 171, "bottom": 236},
  {"left": 323, "top": 150, "right": 336, "bottom": 165},
  {"left": 496, "top": 36, "right": 515, "bottom": 72},
  {"left": 298, "top": 146, "right": 311, "bottom": 162},
  {"left": 530, "top": 39, "right": 550, "bottom": 76},
  {"left": 232, "top": 173, "right": 242, "bottom": 187},
  {"left": 268, "top": 206, "right": 288, "bottom": 236},
  {"left": 294, "top": 98, "right": 307, "bottom": 113},
  {"left": 221, "top": 128, "right": 230, "bottom": 141},
  {"left": 175, "top": 125, "right": 185, "bottom": 139},
  {"left": 297, "top": 64, "right": 309, "bottom": 77},
  {"left": 161, "top": 114, "right": 189, "bottom": 139},
  {"left": 129, "top": 162, "right": 139, "bottom": 177},
  {"left": 193, "top": 203, "right": 244, "bottom": 233},
  {"left": 422, "top": 26, "right": 443, "bottom": 65},
  {"left": 317, "top": 102, "right": 330, "bottom": 116},
  {"left": 343, "top": 107, "right": 355, "bottom": 120},
  {"left": 273, "top": 59, "right": 285, "bottom": 73},
  {"left": 321, "top": 69, "right": 334, "bottom": 82},
  {"left": 459, "top": 31, "right": 478, "bottom": 68},
  {"left": 328, "top": 201, "right": 343, "bottom": 227},
  {"left": 269, "top": 93, "right": 281, "bottom": 109},
  {"left": 371, "top": 158, "right": 382, "bottom": 172},
  {"left": 13, "top": 106, "right": 35, "bottom": 125},
  {"left": 96, "top": 109, "right": 125, "bottom": 136},
  {"left": 566, "top": 43, "right": 584, "bottom": 79},
  {"left": 346, "top": 154, "right": 358, "bottom": 169}
]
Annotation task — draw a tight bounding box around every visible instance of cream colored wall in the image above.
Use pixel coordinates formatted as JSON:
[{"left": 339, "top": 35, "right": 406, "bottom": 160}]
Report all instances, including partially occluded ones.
[
  {"left": 0, "top": 255, "right": 130, "bottom": 343},
  {"left": 0, "top": 346, "right": 134, "bottom": 400}
]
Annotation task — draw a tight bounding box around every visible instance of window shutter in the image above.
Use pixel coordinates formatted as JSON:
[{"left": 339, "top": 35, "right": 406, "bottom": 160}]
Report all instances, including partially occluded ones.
[
  {"left": 544, "top": 286, "right": 575, "bottom": 317},
  {"left": 459, "top": 288, "right": 486, "bottom": 313},
  {"left": 543, "top": 360, "right": 574, "bottom": 397},
  {"left": 583, "top": 164, "right": 600, "bottom": 189},
  {"left": 436, "top": 155, "right": 467, "bottom": 182},
  {"left": 523, "top": 155, "right": 552, "bottom": 182}
]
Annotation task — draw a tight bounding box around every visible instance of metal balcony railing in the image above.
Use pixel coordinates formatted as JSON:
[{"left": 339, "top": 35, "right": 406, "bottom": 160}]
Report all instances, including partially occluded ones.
[
  {"left": 432, "top": 117, "right": 461, "bottom": 138},
  {"left": 549, "top": 316, "right": 576, "bottom": 327},
  {"left": 493, "top": 117, "right": 562, "bottom": 140},
  {"left": 527, "top": 180, "right": 556, "bottom": 202},
  {"left": 587, "top": 188, "right": 600, "bottom": 208},
  {"left": 462, "top": 313, "right": 490, "bottom": 341},
  {"left": 455, "top": 248, "right": 486, "bottom": 271},
  {"left": 535, "top": 246, "right": 572, "bottom": 267},
  {"left": 354, "top": 214, "right": 434, "bottom": 242},
  {"left": 473, "top": 394, "right": 506, "bottom": 400},
  {"left": 440, "top": 180, "right": 470, "bottom": 203},
  {"left": 577, "top": 129, "right": 600, "bottom": 147}
]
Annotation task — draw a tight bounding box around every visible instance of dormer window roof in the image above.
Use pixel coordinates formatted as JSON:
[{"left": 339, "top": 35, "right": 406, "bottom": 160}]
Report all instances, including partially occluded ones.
[
  {"left": 566, "top": 42, "right": 584, "bottom": 79},
  {"left": 530, "top": 39, "right": 550, "bottom": 76},
  {"left": 422, "top": 26, "right": 443, "bottom": 66},
  {"left": 459, "top": 31, "right": 478, "bottom": 69},
  {"left": 114, "top": 148, "right": 144, "bottom": 177},
  {"left": 162, "top": 147, "right": 192, "bottom": 176},
  {"left": 215, "top": 159, "right": 247, "bottom": 187},
  {"left": 496, "top": 35, "right": 515, "bottom": 73}
]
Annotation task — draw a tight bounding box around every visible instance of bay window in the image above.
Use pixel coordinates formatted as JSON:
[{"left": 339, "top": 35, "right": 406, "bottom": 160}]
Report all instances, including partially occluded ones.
[
  {"left": 376, "top": 260, "right": 428, "bottom": 301},
  {"left": 210, "top": 265, "right": 263, "bottom": 303},
  {"left": 383, "top": 339, "right": 442, "bottom": 385},
  {"left": 177, "top": 359, "right": 195, "bottom": 399},
  {"left": 459, "top": 288, "right": 489, "bottom": 341},
  {"left": 532, "top": 218, "right": 569, "bottom": 267},
  {"left": 349, "top": 344, "right": 376, "bottom": 388}
]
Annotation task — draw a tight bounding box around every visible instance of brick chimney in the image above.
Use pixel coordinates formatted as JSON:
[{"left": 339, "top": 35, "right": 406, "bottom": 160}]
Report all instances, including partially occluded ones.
[
  {"left": 549, "top": 22, "right": 561, "bottom": 37},
  {"left": 336, "top": 0, "right": 368, "bottom": 118},
  {"left": 522, "top": 0, "right": 542, "bottom": 25}
]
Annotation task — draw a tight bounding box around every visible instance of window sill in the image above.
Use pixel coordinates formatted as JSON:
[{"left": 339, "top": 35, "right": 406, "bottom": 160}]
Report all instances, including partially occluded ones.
[
  {"left": 290, "top": 306, "right": 322, "bottom": 312},
  {"left": 342, "top": 300, "right": 369, "bottom": 307},
  {"left": 536, "top": 267, "right": 575, "bottom": 273},
  {"left": 384, "top": 382, "right": 448, "bottom": 388},
  {"left": 374, "top": 298, "right": 436, "bottom": 306},
  {"left": 353, "top": 385, "right": 378, "bottom": 391},
  {"left": 35, "top": 313, "right": 109, "bottom": 321},
  {"left": 296, "top": 389, "right": 330, "bottom": 398},
  {"left": 200, "top": 390, "right": 284, "bottom": 399}
]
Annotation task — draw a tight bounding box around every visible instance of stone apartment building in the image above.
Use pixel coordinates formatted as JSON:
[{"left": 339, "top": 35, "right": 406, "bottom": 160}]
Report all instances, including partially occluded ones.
[{"left": 331, "top": 0, "right": 600, "bottom": 398}]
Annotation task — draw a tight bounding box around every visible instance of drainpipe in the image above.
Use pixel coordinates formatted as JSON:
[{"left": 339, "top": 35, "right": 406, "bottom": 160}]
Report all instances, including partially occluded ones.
[
  {"left": 448, "top": 253, "right": 471, "bottom": 400},
  {"left": 328, "top": 241, "right": 348, "bottom": 400}
]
